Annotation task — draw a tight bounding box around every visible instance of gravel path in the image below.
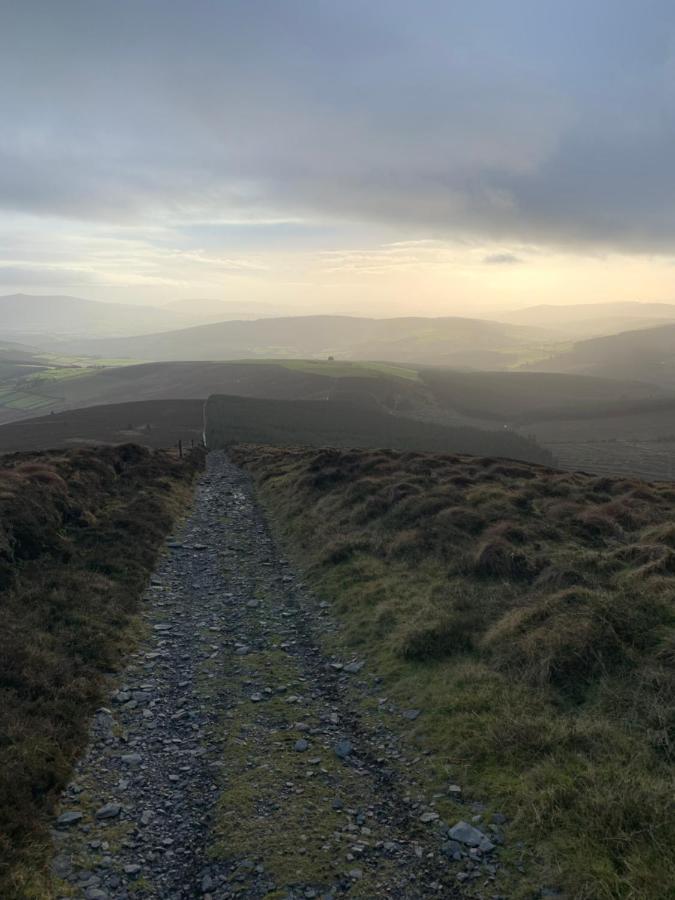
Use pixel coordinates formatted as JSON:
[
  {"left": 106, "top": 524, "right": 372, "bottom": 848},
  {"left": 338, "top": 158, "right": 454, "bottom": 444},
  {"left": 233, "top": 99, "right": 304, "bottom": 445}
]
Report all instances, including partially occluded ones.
[{"left": 52, "top": 452, "right": 507, "bottom": 899}]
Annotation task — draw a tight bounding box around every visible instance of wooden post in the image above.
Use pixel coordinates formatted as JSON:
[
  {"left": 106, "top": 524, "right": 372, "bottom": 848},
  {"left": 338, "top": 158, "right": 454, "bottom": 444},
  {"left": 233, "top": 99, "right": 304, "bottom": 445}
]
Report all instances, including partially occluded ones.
[{"left": 178, "top": 439, "right": 183, "bottom": 459}]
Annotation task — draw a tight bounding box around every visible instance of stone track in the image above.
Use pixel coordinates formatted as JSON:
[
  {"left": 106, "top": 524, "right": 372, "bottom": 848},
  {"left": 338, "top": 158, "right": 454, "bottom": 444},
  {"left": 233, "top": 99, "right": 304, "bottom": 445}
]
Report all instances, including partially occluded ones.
[{"left": 52, "top": 452, "right": 506, "bottom": 899}]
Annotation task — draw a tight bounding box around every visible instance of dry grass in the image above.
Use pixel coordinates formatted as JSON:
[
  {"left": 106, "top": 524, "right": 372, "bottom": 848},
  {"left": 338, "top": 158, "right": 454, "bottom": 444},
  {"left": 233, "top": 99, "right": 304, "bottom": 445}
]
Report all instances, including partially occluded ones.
[
  {"left": 0, "top": 443, "right": 204, "bottom": 898},
  {"left": 233, "top": 444, "right": 675, "bottom": 899}
]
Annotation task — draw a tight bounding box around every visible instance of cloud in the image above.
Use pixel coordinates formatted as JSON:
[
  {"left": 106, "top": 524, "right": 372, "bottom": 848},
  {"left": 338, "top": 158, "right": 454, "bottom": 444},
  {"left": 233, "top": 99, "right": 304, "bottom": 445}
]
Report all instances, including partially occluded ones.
[
  {"left": 483, "top": 253, "right": 523, "bottom": 265},
  {"left": 1, "top": 1, "right": 675, "bottom": 257}
]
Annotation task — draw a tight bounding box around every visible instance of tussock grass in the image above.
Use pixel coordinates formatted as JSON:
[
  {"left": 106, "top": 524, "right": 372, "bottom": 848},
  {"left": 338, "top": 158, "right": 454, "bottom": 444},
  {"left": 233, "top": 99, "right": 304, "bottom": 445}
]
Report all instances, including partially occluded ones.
[
  {"left": 0, "top": 443, "right": 204, "bottom": 898},
  {"left": 233, "top": 444, "right": 675, "bottom": 899}
]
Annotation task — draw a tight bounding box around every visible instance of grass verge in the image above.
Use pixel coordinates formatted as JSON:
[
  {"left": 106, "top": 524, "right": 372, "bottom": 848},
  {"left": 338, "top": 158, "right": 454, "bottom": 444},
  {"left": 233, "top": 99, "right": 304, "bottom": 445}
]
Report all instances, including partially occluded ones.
[
  {"left": 0, "top": 443, "right": 204, "bottom": 898},
  {"left": 232, "top": 444, "right": 675, "bottom": 899}
]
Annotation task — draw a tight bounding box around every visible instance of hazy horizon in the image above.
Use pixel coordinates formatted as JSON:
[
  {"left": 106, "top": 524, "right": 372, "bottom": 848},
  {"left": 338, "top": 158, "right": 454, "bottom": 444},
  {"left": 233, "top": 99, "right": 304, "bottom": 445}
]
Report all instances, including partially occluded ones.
[{"left": 3, "top": 2, "right": 675, "bottom": 317}]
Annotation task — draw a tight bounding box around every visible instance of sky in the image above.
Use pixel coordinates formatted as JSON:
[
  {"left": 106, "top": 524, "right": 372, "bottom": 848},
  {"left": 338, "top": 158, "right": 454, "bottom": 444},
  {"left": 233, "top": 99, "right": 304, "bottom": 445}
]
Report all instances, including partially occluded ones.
[{"left": 1, "top": 0, "right": 675, "bottom": 316}]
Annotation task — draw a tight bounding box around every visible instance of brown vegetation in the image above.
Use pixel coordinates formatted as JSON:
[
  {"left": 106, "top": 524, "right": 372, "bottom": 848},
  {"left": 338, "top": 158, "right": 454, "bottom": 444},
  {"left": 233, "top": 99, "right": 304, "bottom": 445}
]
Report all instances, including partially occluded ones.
[{"left": 0, "top": 443, "right": 203, "bottom": 898}]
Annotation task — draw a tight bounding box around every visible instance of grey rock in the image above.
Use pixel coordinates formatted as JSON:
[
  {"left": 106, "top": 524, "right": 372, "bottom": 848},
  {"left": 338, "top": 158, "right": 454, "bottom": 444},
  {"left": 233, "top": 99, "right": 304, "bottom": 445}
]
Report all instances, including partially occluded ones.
[
  {"left": 479, "top": 836, "right": 496, "bottom": 853},
  {"left": 334, "top": 739, "right": 353, "bottom": 759},
  {"left": 448, "top": 820, "right": 485, "bottom": 847},
  {"left": 420, "top": 811, "right": 439, "bottom": 823},
  {"left": 121, "top": 753, "right": 142, "bottom": 767},
  {"left": 95, "top": 803, "right": 121, "bottom": 820},
  {"left": 441, "top": 839, "right": 463, "bottom": 861},
  {"left": 57, "top": 811, "right": 83, "bottom": 827},
  {"left": 294, "top": 739, "right": 309, "bottom": 752},
  {"left": 402, "top": 708, "right": 421, "bottom": 721},
  {"left": 123, "top": 864, "right": 142, "bottom": 876}
]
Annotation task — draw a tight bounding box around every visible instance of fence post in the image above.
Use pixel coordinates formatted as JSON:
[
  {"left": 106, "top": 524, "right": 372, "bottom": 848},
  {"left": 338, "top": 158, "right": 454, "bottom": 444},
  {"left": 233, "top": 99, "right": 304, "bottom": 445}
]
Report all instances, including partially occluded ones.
[{"left": 178, "top": 439, "right": 183, "bottom": 459}]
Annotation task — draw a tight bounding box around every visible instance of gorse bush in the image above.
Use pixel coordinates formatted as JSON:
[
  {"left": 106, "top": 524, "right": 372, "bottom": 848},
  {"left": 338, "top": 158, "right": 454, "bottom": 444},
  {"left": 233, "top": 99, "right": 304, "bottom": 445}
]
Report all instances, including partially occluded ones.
[
  {"left": 234, "top": 443, "right": 675, "bottom": 898},
  {"left": 0, "top": 444, "right": 203, "bottom": 898}
]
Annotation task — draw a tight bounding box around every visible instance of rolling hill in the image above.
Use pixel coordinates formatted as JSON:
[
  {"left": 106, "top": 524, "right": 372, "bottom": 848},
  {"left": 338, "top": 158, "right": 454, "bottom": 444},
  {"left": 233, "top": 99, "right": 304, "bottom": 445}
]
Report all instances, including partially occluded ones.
[
  {"left": 2, "top": 356, "right": 665, "bottom": 428},
  {"left": 0, "top": 399, "right": 205, "bottom": 453},
  {"left": 33, "top": 314, "right": 552, "bottom": 367},
  {"left": 205, "top": 393, "right": 553, "bottom": 463},
  {"left": 500, "top": 300, "right": 675, "bottom": 338},
  {"left": 527, "top": 322, "right": 675, "bottom": 386}
]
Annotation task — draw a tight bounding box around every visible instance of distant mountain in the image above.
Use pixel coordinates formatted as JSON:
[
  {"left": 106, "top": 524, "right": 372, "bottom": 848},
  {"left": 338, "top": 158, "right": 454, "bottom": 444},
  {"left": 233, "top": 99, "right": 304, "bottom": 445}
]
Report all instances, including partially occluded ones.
[
  {"left": 0, "top": 294, "right": 182, "bottom": 337},
  {"left": 42, "top": 314, "right": 548, "bottom": 366},
  {"left": 163, "top": 298, "right": 289, "bottom": 321},
  {"left": 500, "top": 301, "right": 675, "bottom": 338},
  {"left": 0, "top": 293, "right": 288, "bottom": 339},
  {"left": 527, "top": 322, "right": 675, "bottom": 386}
]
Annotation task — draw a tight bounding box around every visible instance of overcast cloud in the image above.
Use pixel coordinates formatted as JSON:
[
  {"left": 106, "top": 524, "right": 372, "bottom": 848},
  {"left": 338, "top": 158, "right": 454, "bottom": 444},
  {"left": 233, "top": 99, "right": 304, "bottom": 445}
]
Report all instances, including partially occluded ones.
[{"left": 1, "top": 1, "right": 675, "bottom": 307}]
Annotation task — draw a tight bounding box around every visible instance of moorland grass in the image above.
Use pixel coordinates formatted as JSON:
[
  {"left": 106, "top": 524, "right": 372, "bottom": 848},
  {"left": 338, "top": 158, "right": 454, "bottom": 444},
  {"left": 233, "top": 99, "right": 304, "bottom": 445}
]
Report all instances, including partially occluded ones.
[
  {"left": 233, "top": 444, "right": 675, "bottom": 899},
  {"left": 206, "top": 394, "right": 553, "bottom": 464},
  {"left": 0, "top": 443, "right": 204, "bottom": 898}
]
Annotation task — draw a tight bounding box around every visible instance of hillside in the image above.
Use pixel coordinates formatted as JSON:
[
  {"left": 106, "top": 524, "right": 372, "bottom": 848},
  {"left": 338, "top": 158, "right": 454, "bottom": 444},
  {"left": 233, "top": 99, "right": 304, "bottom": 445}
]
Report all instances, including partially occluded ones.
[
  {"left": 234, "top": 443, "right": 675, "bottom": 898},
  {"left": 527, "top": 322, "right": 675, "bottom": 386},
  {"left": 0, "top": 359, "right": 432, "bottom": 428},
  {"left": 0, "top": 444, "right": 204, "bottom": 896},
  {"left": 500, "top": 301, "right": 675, "bottom": 338},
  {"left": 419, "top": 368, "right": 666, "bottom": 422},
  {"left": 0, "top": 399, "right": 204, "bottom": 453},
  {"left": 205, "top": 394, "right": 554, "bottom": 464},
  {"left": 2, "top": 355, "right": 668, "bottom": 427},
  {"left": 37, "top": 314, "right": 551, "bottom": 366}
]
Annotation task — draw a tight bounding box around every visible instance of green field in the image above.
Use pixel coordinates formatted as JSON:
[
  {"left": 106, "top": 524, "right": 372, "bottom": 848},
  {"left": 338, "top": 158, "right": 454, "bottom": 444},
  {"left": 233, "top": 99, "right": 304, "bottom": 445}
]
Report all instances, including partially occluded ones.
[
  {"left": 0, "top": 390, "right": 54, "bottom": 410},
  {"left": 0, "top": 356, "right": 142, "bottom": 416}
]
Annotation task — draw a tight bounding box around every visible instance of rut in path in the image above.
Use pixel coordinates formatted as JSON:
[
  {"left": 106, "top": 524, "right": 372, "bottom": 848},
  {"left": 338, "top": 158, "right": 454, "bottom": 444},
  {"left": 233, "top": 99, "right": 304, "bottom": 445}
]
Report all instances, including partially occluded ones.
[{"left": 52, "top": 452, "right": 505, "bottom": 899}]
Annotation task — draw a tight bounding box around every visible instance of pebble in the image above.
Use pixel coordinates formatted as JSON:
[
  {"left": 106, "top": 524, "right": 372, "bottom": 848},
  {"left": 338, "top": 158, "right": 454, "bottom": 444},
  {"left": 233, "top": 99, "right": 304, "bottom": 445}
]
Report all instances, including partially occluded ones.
[
  {"left": 420, "top": 811, "right": 440, "bottom": 823},
  {"left": 57, "top": 811, "right": 83, "bottom": 827},
  {"left": 334, "top": 739, "right": 353, "bottom": 759},
  {"left": 94, "top": 803, "right": 121, "bottom": 820}
]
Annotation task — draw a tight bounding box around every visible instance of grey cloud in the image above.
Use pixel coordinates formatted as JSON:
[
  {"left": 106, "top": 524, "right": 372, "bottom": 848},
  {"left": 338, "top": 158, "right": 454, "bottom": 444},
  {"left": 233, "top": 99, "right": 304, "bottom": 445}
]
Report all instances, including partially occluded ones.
[
  {"left": 1, "top": 1, "right": 675, "bottom": 252},
  {"left": 483, "top": 253, "right": 522, "bottom": 265}
]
